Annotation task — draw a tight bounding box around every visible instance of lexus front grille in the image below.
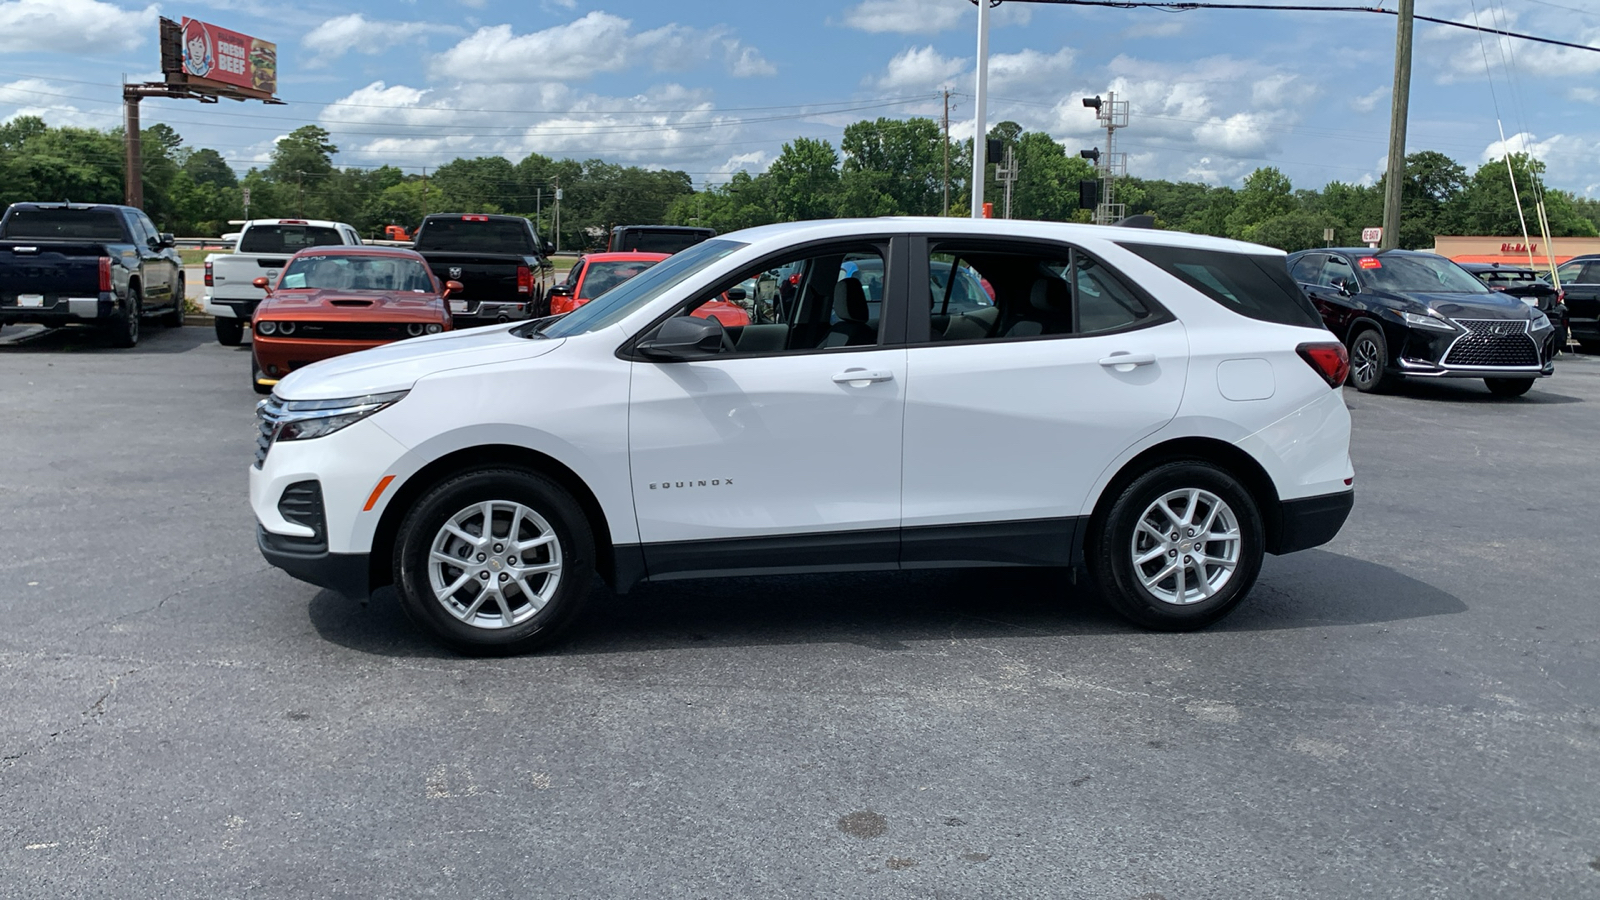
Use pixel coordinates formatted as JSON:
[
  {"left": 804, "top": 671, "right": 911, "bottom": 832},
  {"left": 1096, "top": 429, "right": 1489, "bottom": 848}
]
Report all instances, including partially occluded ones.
[{"left": 1444, "top": 319, "right": 1539, "bottom": 368}]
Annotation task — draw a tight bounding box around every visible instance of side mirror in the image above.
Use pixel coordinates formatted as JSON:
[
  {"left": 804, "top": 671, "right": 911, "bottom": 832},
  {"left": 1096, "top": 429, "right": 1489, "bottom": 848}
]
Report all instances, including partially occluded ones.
[
  {"left": 159, "top": 232, "right": 176, "bottom": 249},
  {"left": 443, "top": 280, "right": 464, "bottom": 298},
  {"left": 549, "top": 284, "right": 571, "bottom": 297},
  {"left": 543, "top": 238, "right": 556, "bottom": 255},
  {"left": 1330, "top": 278, "right": 1352, "bottom": 296},
  {"left": 636, "top": 315, "right": 725, "bottom": 361},
  {"left": 252, "top": 276, "right": 273, "bottom": 296},
  {"left": 724, "top": 288, "right": 747, "bottom": 302}
]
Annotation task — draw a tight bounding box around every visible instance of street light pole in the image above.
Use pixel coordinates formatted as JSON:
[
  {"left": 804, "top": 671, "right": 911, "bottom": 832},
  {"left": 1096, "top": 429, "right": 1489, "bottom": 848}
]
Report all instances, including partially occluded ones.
[
  {"left": 1380, "top": 0, "right": 1414, "bottom": 250},
  {"left": 969, "top": 0, "right": 991, "bottom": 219}
]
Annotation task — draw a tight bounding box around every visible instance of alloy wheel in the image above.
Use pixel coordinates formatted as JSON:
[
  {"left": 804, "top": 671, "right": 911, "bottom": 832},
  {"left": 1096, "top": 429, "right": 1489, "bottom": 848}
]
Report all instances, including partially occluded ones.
[
  {"left": 427, "top": 500, "right": 563, "bottom": 629},
  {"left": 1351, "top": 333, "right": 1381, "bottom": 388},
  {"left": 1130, "top": 488, "right": 1241, "bottom": 605}
]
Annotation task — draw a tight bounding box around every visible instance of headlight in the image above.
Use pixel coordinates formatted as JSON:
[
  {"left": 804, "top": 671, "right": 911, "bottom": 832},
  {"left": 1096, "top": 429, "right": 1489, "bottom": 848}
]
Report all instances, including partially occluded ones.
[
  {"left": 279, "top": 321, "right": 296, "bottom": 335},
  {"left": 406, "top": 322, "right": 425, "bottom": 337},
  {"left": 273, "top": 391, "right": 408, "bottom": 442},
  {"left": 1402, "top": 311, "right": 1455, "bottom": 331},
  {"left": 425, "top": 323, "right": 442, "bottom": 334},
  {"left": 257, "top": 320, "right": 277, "bottom": 335},
  {"left": 1528, "top": 310, "right": 1552, "bottom": 332}
]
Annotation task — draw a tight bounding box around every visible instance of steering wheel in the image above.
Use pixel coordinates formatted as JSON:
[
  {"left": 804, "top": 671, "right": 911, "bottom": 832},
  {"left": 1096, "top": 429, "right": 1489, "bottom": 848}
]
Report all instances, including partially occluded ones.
[{"left": 720, "top": 321, "right": 737, "bottom": 354}]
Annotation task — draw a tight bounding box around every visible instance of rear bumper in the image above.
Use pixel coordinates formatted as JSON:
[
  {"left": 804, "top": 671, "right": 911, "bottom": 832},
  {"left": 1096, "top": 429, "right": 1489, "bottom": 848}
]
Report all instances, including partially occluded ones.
[
  {"left": 450, "top": 299, "right": 530, "bottom": 325},
  {"left": 0, "top": 292, "right": 114, "bottom": 324},
  {"left": 205, "top": 297, "right": 259, "bottom": 319},
  {"left": 257, "top": 524, "right": 370, "bottom": 598},
  {"left": 1271, "top": 490, "right": 1353, "bottom": 555}
]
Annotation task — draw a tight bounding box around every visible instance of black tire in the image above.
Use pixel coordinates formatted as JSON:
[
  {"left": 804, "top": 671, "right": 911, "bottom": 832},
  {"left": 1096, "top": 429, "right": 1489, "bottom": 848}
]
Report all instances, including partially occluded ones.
[
  {"left": 1485, "top": 377, "right": 1534, "bottom": 397},
  {"left": 108, "top": 287, "right": 140, "bottom": 348},
  {"left": 394, "top": 468, "right": 595, "bottom": 655},
  {"left": 250, "top": 354, "right": 272, "bottom": 395},
  {"left": 215, "top": 316, "right": 244, "bottom": 346},
  {"left": 1346, "top": 325, "right": 1394, "bottom": 393},
  {"left": 1087, "top": 460, "right": 1265, "bottom": 631},
  {"left": 162, "top": 277, "right": 185, "bottom": 327}
]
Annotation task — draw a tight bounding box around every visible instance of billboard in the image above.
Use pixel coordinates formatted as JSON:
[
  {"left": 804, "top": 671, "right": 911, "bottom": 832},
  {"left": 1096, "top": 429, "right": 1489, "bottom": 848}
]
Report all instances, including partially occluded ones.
[{"left": 164, "top": 17, "right": 277, "bottom": 97}]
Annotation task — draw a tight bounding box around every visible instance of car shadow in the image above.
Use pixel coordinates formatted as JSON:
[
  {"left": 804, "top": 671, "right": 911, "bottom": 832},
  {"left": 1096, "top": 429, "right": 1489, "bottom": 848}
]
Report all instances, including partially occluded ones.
[
  {"left": 0, "top": 322, "right": 212, "bottom": 354},
  {"left": 307, "top": 548, "right": 1465, "bottom": 658},
  {"left": 1352, "top": 379, "right": 1584, "bottom": 405}
]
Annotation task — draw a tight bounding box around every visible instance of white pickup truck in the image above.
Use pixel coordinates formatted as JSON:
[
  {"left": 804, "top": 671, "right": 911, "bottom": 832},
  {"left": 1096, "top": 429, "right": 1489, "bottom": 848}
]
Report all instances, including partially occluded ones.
[{"left": 203, "top": 219, "right": 363, "bottom": 345}]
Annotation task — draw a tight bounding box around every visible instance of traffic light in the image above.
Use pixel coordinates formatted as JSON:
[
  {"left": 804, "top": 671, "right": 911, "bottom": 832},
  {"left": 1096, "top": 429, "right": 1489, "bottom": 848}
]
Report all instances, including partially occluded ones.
[
  {"left": 1082, "top": 96, "right": 1103, "bottom": 111},
  {"left": 1079, "top": 148, "right": 1100, "bottom": 163},
  {"left": 985, "top": 138, "right": 1005, "bottom": 165},
  {"left": 1078, "top": 180, "right": 1099, "bottom": 210}
]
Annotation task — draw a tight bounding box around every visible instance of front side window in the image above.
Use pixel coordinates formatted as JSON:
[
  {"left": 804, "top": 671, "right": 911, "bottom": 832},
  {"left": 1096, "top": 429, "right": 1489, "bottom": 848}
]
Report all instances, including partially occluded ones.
[
  {"left": 921, "top": 242, "right": 1155, "bottom": 343},
  {"left": 1320, "top": 256, "right": 1358, "bottom": 291},
  {"left": 1557, "top": 262, "right": 1594, "bottom": 285},
  {"left": 279, "top": 255, "right": 436, "bottom": 292}
]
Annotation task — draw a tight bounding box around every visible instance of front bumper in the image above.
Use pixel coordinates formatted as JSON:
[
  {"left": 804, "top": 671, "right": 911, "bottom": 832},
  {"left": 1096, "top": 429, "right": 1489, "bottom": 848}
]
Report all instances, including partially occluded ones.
[
  {"left": 1392, "top": 319, "right": 1556, "bottom": 379},
  {"left": 1272, "top": 490, "right": 1354, "bottom": 555},
  {"left": 0, "top": 292, "right": 115, "bottom": 325},
  {"left": 253, "top": 335, "right": 390, "bottom": 382},
  {"left": 257, "top": 524, "right": 371, "bottom": 597}
]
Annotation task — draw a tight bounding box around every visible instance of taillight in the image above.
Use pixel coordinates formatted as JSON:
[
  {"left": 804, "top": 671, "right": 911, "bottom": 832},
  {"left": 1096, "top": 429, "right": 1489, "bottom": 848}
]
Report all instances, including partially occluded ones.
[
  {"left": 204, "top": 260, "right": 214, "bottom": 287},
  {"left": 1297, "top": 342, "right": 1350, "bottom": 389},
  {"left": 98, "top": 256, "right": 111, "bottom": 292},
  {"left": 462, "top": 215, "right": 489, "bottom": 222},
  {"left": 1557, "top": 289, "right": 1565, "bottom": 306},
  {"left": 516, "top": 265, "right": 532, "bottom": 294}
]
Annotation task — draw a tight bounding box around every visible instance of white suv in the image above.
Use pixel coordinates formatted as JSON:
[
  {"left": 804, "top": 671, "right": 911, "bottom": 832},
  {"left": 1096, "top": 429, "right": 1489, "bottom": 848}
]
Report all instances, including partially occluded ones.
[{"left": 251, "top": 218, "right": 1355, "bottom": 653}]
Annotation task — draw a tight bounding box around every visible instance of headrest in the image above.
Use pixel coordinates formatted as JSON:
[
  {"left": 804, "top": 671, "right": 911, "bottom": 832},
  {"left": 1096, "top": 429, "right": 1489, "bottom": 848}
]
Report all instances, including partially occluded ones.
[
  {"left": 834, "top": 277, "right": 869, "bottom": 322},
  {"left": 1029, "top": 276, "right": 1071, "bottom": 312}
]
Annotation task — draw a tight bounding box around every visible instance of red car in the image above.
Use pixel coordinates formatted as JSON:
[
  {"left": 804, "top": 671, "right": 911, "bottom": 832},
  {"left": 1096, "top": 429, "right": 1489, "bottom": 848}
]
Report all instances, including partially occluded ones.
[
  {"left": 551, "top": 251, "right": 749, "bottom": 327},
  {"left": 250, "top": 246, "right": 458, "bottom": 395}
]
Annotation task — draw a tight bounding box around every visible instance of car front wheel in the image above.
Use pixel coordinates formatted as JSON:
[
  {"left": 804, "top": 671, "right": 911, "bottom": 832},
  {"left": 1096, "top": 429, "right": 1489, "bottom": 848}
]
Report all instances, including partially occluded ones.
[
  {"left": 1347, "top": 326, "right": 1393, "bottom": 393},
  {"left": 1089, "top": 461, "right": 1265, "bottom": 631},
  {"left": 394, "top": 468, "right": 594, "bottom": 655}
]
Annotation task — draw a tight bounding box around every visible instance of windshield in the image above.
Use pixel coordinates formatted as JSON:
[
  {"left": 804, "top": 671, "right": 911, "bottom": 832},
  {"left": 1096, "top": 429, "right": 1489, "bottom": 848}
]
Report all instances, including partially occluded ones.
[
  {"left": 2, "top": 208, "right": 125, "bottom": 241},
  {"left": 279, "top": 254, "right": 437, "bottom": 292},
  {"left": 239, "top": 225, "right": 344, "bottom": 254},
  {"left": 580, "top": 259, "right": 662, "bottom": 298},
  {"left": 542, "top": 239, "right": 744, "bottom": 337},
  {"left": 415, "top": 218, "right": 534, "bottom": 254},
  {"left": 1360, "top": 254, "right": 1490, "bottom": 294}
]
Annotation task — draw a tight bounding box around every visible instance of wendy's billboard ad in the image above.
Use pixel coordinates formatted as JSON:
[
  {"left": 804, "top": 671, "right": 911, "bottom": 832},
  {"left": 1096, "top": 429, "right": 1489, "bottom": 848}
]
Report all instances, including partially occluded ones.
[{"left": 176, "top": 17, "right": 277, "bottom": 96}]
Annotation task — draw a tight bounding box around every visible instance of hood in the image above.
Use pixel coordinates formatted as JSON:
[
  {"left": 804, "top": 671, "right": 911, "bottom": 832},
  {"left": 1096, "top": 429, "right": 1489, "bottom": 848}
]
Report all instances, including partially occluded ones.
[
  {"left": 258, "top": 289, "right": 447, "bottom": 322},
  {"left": 1378, "top": 290, "right": 1534, "bottom": 321},
  {"left": 274, "top": 322, "right": 565, "bottom": 399}
]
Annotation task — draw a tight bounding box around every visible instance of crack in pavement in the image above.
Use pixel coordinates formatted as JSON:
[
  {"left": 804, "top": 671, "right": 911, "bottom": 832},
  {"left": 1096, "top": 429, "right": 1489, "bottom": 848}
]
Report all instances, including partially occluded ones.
[
  {"left": 2, "top": 667, "right": 137, "bottom": 766},
  {"left": 71, "top": 566, "right": 272, "bottom": 637}
]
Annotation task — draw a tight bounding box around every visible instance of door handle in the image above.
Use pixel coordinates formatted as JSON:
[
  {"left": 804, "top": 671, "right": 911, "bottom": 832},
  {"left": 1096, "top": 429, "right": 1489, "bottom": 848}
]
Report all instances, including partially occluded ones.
[
  {"left": 832, "top": 368, "right": 894, "bottom": 384},
  {"left": 1099, "top": 352, "right": 1156, "bottom": 369}
]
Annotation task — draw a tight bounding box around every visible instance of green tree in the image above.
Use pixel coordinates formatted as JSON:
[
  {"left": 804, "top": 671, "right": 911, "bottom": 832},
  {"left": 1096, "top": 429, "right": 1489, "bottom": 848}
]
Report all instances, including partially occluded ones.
[
  {"left": 765, "top": 137, "right": 840, "bottom": 222},
  {"left": 1224, "top": 167, "right": 1294, "bottom": 239},
  {"left": 1455, "top": 154, "right": 1598, "bottom": 238},
  {"left": 840, "top": 117, "right": 944, "bottom": 215}
]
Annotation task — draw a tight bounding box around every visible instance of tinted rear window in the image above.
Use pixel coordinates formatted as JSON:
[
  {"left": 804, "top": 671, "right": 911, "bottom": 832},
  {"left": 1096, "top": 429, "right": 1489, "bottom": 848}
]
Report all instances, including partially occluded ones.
[
  {"left": 2, "top": 208, "right": 125, "bottom": 241},
  {"left": 240, "top": 225, "right": 345, "bottom": 254},
  {"left": 1121, "top": 243, "right": 1323, "bottom": 329},
  {"left": 613, "top": 229, "right": 714, "bottom": 254},
  {"left": 415, "top": 219, "right": 533, "bottom": 254}
]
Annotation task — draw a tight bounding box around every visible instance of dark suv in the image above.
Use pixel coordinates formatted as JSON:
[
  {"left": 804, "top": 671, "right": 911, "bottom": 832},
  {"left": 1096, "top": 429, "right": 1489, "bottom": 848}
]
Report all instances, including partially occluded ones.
[
  {"left": 1459, "top": 262, "right": 1569, "bottom": 351},
  {"left": 1553, "top": 255, "right": 1600, "bottom": 353}
]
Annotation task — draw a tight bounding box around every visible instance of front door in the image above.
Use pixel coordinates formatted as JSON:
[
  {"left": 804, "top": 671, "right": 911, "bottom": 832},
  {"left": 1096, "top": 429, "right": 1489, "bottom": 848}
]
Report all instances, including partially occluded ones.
[{"left": 627, "top": 239, "right": 908, "bottom": 578}]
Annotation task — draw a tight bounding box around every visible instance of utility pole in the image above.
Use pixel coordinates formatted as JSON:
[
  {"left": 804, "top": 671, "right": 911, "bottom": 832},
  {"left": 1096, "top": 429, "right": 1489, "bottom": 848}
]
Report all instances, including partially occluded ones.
[
  {"left": 536, "top": 187, "right": 542, "bottom": 236},
  {"left": 998, "top": 143, "right": 1017, "bottom": 219},
  {"left": 942, "top": 88, "right": 951, "bottom": 216},
  {"left": 969, "top": 0, "right": 991, "bottom": 218},
  {"left": 553, "top": 177, "right": 561, "bottom": 253},
  {"left": 1380, "top": 0, "right": 1414, "bottom": 250},
  {"left": 295, "top": 170, "right": 304, "bottom": 217},
  {"left": 124, "top": 87, "right": 143, "bottom": 208}
]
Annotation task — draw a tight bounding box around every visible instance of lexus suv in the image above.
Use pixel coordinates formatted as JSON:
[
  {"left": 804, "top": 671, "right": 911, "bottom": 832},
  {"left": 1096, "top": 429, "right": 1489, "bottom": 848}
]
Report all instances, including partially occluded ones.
[
  {"left": 253, "top": 218, "right": 1356, "bottom": 654},
  {"left": 1288, "top": 248, "right": 1557, "bottom": 396}
]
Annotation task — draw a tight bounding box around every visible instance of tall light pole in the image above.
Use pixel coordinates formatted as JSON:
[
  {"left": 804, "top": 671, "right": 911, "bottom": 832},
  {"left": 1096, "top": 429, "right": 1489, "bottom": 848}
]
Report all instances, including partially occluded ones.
[
  {"left": 1380, "top": 0, "right": 1414, "bottom": 250},
  {"left": 969, "top": 0, "right": 992, "bottom": 218}
]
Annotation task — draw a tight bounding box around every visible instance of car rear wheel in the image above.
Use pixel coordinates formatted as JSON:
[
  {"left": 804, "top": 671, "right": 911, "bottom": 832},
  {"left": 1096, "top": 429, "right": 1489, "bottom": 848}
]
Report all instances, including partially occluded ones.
[
  {"left": 215, "top": 317, "right": 244, "bottom": 346},
  {"left": 1089, "top": 461, "right": 1264, "bottom": 631},
  {"left": 394, "top": 468, "right": 594, "bottom": 655},
  {"left": 108, "top": 288, "right": 140, "bottom": 348},
  {"left": 1484, "top": 377, "right": 1534, "bottom": 397},
  {"left": 1347, "top": 326, "right": 1393, "bottom": 393}
]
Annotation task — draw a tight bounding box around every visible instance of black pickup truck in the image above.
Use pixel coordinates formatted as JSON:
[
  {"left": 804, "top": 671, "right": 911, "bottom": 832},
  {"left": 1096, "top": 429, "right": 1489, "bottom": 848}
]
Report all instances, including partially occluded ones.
[
  {"left": 1555, "top": 256, "right": 1600, "bottom": 353},
  {"left": 0, "top": 202, "right": 184, "bottom": 347},
  {"left": 411, "top": 214, "right": 555, "bottom": 326}
]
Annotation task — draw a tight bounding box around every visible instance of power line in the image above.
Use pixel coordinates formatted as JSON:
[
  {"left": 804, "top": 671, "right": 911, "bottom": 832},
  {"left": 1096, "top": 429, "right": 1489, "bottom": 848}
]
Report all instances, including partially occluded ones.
[{"left": 1005, "top": 0, "right": 1600, "bottom": 52}]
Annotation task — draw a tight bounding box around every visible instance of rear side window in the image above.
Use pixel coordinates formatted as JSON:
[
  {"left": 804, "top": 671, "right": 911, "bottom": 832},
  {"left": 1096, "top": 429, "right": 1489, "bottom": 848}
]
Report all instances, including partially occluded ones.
[
  {"left": 415, "top": 218, "right": 533, "bottom": 254},
  {"left": 2, "top": 208, "right": 125, "bottom": 241},
  {"left": 1122, "top": 243, "right": 1323, "bottom": 329},
  {"left": 240, "top": 225, "right": 344, "bottom": 254}
]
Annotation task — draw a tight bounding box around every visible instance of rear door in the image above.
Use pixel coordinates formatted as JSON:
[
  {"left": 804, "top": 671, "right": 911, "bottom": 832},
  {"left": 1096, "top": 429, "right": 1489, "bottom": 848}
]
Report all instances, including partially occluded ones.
[{"left": 899, "top": 237, "right": 1187, "bottom": 565}]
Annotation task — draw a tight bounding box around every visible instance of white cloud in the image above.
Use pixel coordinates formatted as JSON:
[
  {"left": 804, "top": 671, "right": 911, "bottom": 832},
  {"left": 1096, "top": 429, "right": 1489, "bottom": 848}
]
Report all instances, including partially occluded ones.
[
  {"left": 869, "top": 45, "right": 966, "bottom": 91},
  {"left": 430, "top": 12, "right": 765, "bottom": 82},
  {"left": 990, "top": 47, "right": 1075, "bottom": 89},
  {"left": 1570, "top": 87, "right": 1599, "bottom": 104},
  {"left": 1482, "top": 131, "right": 1562, "bottom": 163},
  {"left": 0, "top": 78, "right": 107, "bottom": 129},
  {"left": 0, "top": 0, "right": 156, "bottom": 54},
  {"left": 839, "top": 0, "right": 1029, "bottom": 35},
  {"left": 1350, "top": 86, "right": 1388, "bottom": 113},
  {"left": 725, "top": 41, "right": 776, "bottom": 77},
  {"left": 304, "top": 14, "right": 439, "bottom": 62},
  {"left": 1122, "top": 20, "right": 1185, "bottom": 39}
]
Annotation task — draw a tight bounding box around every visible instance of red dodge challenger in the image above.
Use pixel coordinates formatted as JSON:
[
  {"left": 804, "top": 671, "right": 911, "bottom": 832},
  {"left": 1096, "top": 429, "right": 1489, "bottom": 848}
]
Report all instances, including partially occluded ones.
[
  {"left": 550, "top": 250, "right": 749, "bottom": 326},
  {"left": 250, "top": 246, "right": 459, "bottom": 394}
]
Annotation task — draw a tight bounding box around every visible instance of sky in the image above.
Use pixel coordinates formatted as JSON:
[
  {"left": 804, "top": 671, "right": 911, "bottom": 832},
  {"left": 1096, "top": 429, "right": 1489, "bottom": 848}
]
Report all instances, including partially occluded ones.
[{"left": 1, "top": 0, "right": 1597, "bottom": 195}]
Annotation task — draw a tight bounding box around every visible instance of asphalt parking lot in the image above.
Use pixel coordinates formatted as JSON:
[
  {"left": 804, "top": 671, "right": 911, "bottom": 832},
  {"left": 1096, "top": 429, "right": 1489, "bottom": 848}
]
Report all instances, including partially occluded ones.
[{"left": 2, "top": 323, "right": 1598, "bottom": 898}]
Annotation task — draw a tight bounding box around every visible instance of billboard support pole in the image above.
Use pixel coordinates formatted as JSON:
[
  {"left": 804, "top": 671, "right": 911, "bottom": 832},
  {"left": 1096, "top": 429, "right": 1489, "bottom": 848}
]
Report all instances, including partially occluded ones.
[{"left": 123, "top": 88, "right": 144, "bottom": 209}]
